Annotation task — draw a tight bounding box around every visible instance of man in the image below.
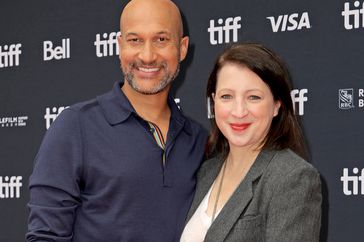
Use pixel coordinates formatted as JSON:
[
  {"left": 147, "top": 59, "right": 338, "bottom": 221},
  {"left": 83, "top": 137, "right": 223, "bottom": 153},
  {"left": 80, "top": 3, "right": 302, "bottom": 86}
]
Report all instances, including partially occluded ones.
[{"left": 26, "top": 0, "right": 207, "bottom": 241}]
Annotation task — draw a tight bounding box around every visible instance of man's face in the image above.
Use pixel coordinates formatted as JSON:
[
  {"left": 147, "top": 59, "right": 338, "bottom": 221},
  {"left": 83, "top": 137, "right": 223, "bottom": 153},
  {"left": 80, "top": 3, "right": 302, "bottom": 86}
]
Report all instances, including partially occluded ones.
[{"left": 118, "top": 4, "right": 188, "bottom": 95}]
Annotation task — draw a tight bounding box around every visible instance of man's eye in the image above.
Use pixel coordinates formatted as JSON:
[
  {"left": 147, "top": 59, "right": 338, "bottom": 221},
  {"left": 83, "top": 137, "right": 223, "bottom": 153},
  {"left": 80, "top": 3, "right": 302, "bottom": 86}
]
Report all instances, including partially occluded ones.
[
  {"left": 156, "top": 37, "right": 170, "bottom": 43},
  {"left": 127, "top": 38, "right": 139, "bottom": 42}
]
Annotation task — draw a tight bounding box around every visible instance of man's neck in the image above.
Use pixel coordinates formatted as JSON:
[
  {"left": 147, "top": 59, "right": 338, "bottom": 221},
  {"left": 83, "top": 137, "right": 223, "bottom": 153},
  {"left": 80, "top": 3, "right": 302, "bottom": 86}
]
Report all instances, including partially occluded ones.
[{"left": 121, "top": 81, "right": 171, "bottom": 124}]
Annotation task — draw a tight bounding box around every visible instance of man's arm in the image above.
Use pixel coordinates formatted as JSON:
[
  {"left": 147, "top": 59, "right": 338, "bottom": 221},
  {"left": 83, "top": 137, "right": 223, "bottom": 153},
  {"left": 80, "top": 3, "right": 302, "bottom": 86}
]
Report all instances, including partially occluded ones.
[{"left": 26, "top": 109, "right": 83, "bottom": 242}]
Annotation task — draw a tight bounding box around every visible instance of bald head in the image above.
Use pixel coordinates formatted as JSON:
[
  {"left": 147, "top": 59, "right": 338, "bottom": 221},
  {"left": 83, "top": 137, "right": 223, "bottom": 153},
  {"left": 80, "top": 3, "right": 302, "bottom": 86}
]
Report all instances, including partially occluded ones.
[{"left": 120, "top": 0, "right": 184, "bottom": 38}]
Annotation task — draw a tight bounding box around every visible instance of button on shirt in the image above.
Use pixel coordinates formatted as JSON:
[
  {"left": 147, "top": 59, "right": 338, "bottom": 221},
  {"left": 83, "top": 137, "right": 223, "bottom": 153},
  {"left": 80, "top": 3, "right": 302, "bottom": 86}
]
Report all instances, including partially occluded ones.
[{"left": 26, "top": 82, "right": 208, "bottom": 242}]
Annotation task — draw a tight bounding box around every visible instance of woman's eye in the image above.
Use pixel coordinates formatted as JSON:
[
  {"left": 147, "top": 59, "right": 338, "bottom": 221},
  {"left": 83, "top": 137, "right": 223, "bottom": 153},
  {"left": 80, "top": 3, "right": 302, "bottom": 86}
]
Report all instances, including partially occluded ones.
[
  {"left": 248, "top": 95, "right": 261, "bottom": 100},
  {"left": 221, "top": 94, "right": 232, "bottom": 99}
]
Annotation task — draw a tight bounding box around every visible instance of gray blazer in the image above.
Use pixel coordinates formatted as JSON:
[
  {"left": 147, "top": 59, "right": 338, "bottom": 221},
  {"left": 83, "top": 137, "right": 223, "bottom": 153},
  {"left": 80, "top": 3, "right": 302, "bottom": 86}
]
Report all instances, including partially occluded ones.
[{"left": 185, "top": 149, "right": 322, "bottom": 242}]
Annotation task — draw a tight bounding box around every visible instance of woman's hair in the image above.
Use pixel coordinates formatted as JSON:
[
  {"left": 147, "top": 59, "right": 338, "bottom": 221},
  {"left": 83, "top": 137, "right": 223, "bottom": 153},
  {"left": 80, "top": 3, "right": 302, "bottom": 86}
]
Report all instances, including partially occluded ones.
[{"left": 206, "top": 43, "right": 306, "bottom": 160}]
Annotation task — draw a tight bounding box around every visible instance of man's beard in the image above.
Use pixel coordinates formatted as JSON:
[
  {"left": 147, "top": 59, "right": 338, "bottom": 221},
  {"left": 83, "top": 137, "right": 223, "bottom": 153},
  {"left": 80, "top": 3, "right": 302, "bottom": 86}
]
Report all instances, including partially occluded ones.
[{"left": 122, "top": 60, "right": 180, "bottom": 95}]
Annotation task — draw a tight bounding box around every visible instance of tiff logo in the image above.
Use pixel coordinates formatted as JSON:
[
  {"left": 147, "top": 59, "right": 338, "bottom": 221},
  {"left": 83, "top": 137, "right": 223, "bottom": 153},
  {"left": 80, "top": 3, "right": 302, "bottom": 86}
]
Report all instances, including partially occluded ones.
[
  {"left": 0, "top": 176, "right": 22, "bottom": 199},
  {"left": 267, "top": 12, "right": 311, "bottom": 32},
  {"left": 342, "top": 1, "right": 364, "bottom": 30},
  {"left": 0, "top": 43, "right": 22, "bottom": 68},
  {"left": 94, "top": 31, "right": 120, "bottom": 57},
  {"left": 44, "top": 106, "right": 69, "bottom": 129},
  {"left": 291, "top": 89, "right": 308, "bottom": 116},
  {"left": 208, "top": 16, "right": 241, "bottom": 45},
  {"left": 43, "top": 38, "right": 70, "bottom": 61},
  {"left": 341, "top": 168, "right": 364, "bottom": 195}
]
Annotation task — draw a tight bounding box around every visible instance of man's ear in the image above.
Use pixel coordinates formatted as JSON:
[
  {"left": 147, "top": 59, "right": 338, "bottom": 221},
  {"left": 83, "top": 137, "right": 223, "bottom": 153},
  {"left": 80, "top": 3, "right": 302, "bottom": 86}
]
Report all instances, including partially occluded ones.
[
  {"left": 117, "top": 35, "right": 123, "bottom": 59},
  {"left": 179, "top": 36, "right": 189, "bottom": 61}
]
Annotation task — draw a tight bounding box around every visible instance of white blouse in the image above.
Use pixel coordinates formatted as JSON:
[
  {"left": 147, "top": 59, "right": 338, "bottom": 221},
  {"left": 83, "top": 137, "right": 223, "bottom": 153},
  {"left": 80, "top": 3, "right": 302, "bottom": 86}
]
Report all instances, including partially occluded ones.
[{"left": 180, "top": 184, "right": 222, "bottom": 242}]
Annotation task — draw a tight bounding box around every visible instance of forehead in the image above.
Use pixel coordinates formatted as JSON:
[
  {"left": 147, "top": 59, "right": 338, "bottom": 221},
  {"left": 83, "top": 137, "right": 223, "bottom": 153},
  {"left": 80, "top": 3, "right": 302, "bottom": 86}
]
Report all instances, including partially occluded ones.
[
  {"left": 216, "top": 64, "right": 270, "bottom": 91},
  {"left": 121, "top": 5, "right": 178, "bottom": 36}
]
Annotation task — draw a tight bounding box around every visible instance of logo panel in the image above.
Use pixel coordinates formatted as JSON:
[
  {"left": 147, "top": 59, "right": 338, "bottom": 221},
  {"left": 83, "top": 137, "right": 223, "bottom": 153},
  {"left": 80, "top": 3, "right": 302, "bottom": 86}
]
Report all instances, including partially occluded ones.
[
  {"left": 44, "top": 106, "right": 69, "bottom": 129},
  {"left": 207, "top": 16, "right": 242, "bottom": 45},
  {"left": 43, "top": 38, "right": 71, "bottom": 61},
  {"left": 94, "top": 31, "right": 120, "bottom": 57},
  {"left": 0, "top": 43, "right": 22, "bottom": 68},
  {"left": 341, "top": 168, "right": 364, "bottom": 195},
  {"left": 0, "top": 176, "right": 22, "bottom": 199},
  {"left": 339, "top": 88, "right": 355, "bottom": 109},
  {"left": 342, "top": 1, "right": 364, "bottom": 30},
  {"left": 267, "top": 12, "right": 311, "bottom": 32},
  {"left": 338, "top": 88, "right": 364, "bottom": 110},
  {"left": 0, "top": 116, "right": 28, "bottom": 128}
]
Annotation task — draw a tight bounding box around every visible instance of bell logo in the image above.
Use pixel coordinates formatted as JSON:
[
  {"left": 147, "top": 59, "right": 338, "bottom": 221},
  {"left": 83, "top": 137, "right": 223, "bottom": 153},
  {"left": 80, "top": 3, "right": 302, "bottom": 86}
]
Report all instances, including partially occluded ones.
[
  {"left": 207, "top": 16, "right": 241, "bottom": 45},
  {"left": 267, "top": 12, "right": 311, "bottom": 32},
  {"left": 43, "top": 38, "right": 71, "bottom": 61}
]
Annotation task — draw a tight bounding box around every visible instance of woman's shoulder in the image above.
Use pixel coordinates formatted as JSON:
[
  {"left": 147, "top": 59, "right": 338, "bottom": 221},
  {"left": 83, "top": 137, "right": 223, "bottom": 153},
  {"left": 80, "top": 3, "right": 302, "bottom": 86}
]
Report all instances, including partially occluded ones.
[
  {"left": 266, "top": 148, "right": 320, "bottom": 181},
  {"left": 197, "top": 155, "right": 224, "bottom": 177},
  {"left": 272, "top": 148, "right": 315, "bottom": 168}
]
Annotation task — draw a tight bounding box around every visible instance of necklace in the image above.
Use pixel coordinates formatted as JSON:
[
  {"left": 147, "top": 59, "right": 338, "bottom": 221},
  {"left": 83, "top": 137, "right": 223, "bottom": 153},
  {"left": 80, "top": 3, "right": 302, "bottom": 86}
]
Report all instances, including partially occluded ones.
[{"left": 211, "top": 158, "right": 228, "bottom": 224}]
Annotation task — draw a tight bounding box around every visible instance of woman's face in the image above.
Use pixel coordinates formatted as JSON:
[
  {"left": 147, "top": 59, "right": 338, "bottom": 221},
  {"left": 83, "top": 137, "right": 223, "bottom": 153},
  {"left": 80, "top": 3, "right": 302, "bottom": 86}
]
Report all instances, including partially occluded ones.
[{"left": 213, "top": 63, "right": 280, "bottom": 151}]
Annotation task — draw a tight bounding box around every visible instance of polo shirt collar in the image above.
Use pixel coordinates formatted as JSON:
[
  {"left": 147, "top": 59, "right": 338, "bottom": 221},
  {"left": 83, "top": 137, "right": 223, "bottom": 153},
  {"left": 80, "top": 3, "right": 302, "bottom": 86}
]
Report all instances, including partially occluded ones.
[{"left": 97, "top": 81, "right": 192, "bottom": 135}]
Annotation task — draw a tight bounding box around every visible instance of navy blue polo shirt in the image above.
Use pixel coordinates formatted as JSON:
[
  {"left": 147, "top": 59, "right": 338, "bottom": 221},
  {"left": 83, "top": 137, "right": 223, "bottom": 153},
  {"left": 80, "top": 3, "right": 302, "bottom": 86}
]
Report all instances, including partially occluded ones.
[{"left": 27, "top": 82, "right": 207, "bottom": 242}]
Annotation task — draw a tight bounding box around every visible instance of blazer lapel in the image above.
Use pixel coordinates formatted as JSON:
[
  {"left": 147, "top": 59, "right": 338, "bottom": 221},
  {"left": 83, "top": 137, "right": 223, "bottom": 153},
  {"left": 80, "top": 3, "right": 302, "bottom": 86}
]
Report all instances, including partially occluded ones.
[
  {"left": 186, "top": 156, "right": 224, "bottom": 222},
  {"left": 204, "top": 149, "right": 276, "bottom": 242}
]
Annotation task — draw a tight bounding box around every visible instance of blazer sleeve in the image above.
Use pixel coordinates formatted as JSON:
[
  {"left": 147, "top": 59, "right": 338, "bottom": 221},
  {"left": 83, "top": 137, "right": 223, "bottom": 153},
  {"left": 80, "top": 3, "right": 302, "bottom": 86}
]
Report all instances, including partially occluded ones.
[{"left": 265, "top": 164, "right": 322, "bottom": 242}]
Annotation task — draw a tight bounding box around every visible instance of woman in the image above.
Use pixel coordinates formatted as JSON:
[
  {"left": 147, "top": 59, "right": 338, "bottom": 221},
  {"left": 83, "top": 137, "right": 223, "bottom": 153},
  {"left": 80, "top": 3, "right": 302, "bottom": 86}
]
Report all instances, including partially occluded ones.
[{"left": 180, "top": 43, "right": 322, "bottom": 242}]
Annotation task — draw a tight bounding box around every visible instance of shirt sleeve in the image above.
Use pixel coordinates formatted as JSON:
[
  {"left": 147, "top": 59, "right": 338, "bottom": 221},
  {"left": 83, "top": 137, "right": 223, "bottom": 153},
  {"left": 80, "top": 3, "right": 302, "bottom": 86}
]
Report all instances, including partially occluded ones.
[
  {"left": 265, "top": 164, "right": 322, "bottom": 242},
  {"left": 26, "top": 108, "right": 83, "bottom": 242}
]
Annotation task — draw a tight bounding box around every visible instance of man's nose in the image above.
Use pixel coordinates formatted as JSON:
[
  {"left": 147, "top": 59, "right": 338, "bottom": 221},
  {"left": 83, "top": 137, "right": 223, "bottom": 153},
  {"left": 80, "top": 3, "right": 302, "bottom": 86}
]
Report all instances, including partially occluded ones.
[{"left": 138, "top": 41, "right": 157, "bottom": 64}]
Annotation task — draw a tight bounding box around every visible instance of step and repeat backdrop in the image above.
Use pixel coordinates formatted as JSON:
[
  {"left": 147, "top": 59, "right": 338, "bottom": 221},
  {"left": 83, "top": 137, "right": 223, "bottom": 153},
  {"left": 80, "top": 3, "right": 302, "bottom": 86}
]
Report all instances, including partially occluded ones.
[{"left": 1, "top": 0, "right": 363, "bottom": 241}]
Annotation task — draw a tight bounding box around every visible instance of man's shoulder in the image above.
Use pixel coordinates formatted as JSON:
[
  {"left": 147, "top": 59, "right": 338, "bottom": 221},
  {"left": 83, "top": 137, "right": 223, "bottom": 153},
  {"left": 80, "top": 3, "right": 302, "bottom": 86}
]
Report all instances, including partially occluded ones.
[
  {"left": 52, "top": 89, "right": 114, "bottom": 129},
  {"left": 185, "top": 115, "right": 205, "bottom": 130},
  {"left": 181, "top": 115, "right": 208, "bottom": 141},
  {"left": 66, "top": 88, "right": 114, "bottom": 116},
  {"left": 68, "top": 97, "right": 100, "bottom": 114}
]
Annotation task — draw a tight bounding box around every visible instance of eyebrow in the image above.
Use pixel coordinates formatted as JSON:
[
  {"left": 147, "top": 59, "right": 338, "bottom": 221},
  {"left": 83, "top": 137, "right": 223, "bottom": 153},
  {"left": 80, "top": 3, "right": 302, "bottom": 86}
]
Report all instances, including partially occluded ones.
[
  {"left": 217, "top": 88, "right": 264, "bottom": 93},
  {"left": 125, "top": 31, "right": 171, "bottom": 36}
]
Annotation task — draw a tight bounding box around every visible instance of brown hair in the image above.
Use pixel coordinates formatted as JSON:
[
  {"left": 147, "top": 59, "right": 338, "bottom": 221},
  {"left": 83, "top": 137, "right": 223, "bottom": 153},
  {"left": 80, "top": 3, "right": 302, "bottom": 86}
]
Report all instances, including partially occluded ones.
[{"left": 206, "top": 43, "right": 306, "bottom": 160}]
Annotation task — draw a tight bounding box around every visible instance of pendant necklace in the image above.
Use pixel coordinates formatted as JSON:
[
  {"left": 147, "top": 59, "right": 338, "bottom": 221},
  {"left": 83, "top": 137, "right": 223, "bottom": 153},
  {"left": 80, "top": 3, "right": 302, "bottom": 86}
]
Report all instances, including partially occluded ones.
[{"left": 211, "top": 158, "right": 228, "bottom": 224}]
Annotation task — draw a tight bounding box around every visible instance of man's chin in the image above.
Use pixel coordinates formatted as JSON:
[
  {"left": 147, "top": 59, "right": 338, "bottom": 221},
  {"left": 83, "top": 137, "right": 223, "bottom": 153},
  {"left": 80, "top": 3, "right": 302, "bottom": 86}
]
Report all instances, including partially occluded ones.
[{"left": 129, "top": 82, "right": 167, "bottom": 95}]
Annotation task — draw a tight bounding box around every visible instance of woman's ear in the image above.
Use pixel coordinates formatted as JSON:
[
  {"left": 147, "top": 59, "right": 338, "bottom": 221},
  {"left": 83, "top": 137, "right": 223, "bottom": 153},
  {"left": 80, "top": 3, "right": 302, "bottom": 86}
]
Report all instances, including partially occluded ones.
[{"left": 273, "top": 100, "right": 281, "bottom": 117}]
